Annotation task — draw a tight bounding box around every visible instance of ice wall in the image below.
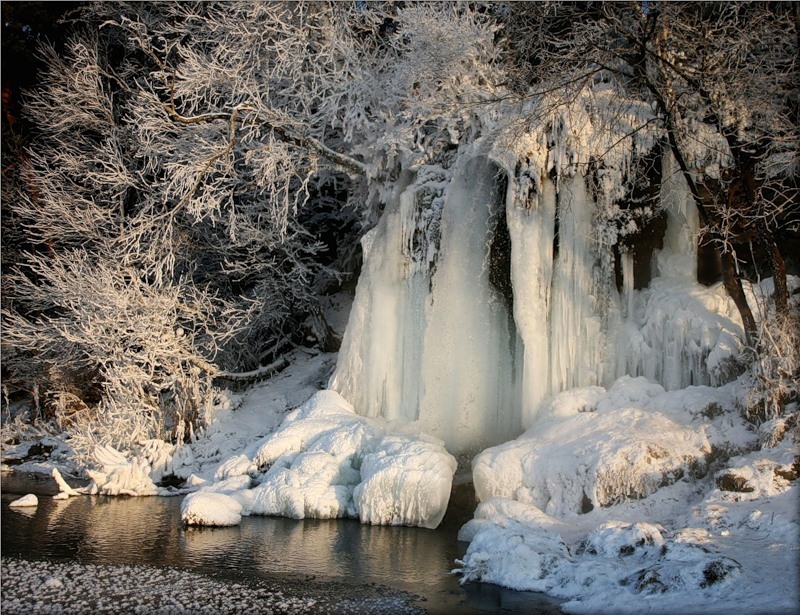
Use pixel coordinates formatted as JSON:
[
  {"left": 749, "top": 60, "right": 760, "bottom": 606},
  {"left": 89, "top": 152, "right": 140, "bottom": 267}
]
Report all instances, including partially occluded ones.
[
  {"left": 332, "top": 153, "right": 520, "bottom": 453},
  {"left": 333, "top": 141, "right": 745, "bottom": 453}
]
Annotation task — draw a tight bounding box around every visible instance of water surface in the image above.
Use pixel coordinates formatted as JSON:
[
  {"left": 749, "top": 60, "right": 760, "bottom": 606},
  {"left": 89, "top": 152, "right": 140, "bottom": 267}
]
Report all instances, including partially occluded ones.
[{"left": 1, "top": 472, "right": 563, "bottom": 614}]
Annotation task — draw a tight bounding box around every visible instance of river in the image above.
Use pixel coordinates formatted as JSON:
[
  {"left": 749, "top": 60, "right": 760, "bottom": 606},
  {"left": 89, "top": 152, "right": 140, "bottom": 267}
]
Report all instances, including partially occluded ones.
[{"left": 1, "top": 471, "right": 563, "bottom": 614}]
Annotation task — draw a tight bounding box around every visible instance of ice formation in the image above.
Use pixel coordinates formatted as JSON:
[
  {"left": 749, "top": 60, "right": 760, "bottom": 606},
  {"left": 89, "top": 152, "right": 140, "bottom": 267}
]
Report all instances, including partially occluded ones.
[
  {"left": 332, "top": 153, "right": 519, "bottom": 453},
  {"left": 331, "top": 88, "right": 748, "bottom": 452},
  {"left": 181, "top": 390, "right": 456, "bottom": 529},
  {"left": 9, "top": 493, "right": 38, "bottom": 508}
]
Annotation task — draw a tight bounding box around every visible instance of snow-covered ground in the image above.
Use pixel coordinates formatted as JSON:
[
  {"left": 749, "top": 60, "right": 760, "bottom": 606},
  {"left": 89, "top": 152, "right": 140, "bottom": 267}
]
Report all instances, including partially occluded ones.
[{"left": 456, "top": 379, "right": 800, "bottom": 614}]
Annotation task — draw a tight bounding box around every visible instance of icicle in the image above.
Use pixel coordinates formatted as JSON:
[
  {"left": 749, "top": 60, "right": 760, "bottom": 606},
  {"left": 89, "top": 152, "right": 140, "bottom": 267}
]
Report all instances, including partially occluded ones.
[{"left": 622, "top": 248, "right": 635, "bottom": 320}]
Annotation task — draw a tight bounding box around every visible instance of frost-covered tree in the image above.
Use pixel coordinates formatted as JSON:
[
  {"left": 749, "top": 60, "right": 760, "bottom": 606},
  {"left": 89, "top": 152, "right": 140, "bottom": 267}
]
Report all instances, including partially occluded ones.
[
  {"left": 498, "top": 0, "right": 799, "bottom": 418},
  {"left": 2, "top": 1, "right": 504, "bottom": 460}
]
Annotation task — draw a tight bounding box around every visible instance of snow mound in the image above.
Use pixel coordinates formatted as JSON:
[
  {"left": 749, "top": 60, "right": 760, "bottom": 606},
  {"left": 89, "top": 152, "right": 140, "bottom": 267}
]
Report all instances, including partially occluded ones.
[
  {"left": 455, "top": 499, "right": 744, "bottom": 612},
  {"left": 576, "top": 520, "right": 665, "bottom": 557},
  {"left": 181, "top": 491, "right": 244, "bottom": 527},
  {"left": 473, "top": 377, "right": 712, "bottom": 515},
  {"left": 355, "top": 434, "right": 457, "bottom": 529},
  {"left": 184, "top": 390, "right": 457, "bottom": 528},
  {"left": 249, "top": 449, "right": 359, "bottom": 520},
  {"left": 9, "top": 493, "right": 39, "bottom": 508}
]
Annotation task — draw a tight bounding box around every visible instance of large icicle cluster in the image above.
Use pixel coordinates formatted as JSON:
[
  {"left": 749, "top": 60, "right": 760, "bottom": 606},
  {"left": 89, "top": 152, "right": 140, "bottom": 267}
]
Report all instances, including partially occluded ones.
[
  {"left": 332, "top": 149, "right": 520, "bottom": 453},
  {"left": 332, "top": 78, "right": 749, "bottom": 452}
]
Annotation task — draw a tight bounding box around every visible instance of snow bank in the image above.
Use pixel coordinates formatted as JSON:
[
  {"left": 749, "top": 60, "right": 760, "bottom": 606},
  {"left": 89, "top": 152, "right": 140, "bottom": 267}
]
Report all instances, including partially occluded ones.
[
  {"left": 455, "top": 499, "right": 745, "bottom": 613},
  {"left": 182, "top": 390, "right": 457, "bottom": 529},
  {"left": 473, "top": 377, "right": 713, "bottom": 516}
]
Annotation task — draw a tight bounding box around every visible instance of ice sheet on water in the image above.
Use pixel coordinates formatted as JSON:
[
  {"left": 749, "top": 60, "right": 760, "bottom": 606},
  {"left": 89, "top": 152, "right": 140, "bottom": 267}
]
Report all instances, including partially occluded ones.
[{"left": 0, "top": 558, "right": 426, "bottom": 614}]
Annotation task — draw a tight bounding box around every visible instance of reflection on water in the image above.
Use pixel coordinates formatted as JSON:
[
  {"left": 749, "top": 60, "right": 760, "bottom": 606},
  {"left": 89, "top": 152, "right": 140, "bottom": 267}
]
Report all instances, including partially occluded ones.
[{"left": 2, "top": 472, "right": 563, "bottom": 614}]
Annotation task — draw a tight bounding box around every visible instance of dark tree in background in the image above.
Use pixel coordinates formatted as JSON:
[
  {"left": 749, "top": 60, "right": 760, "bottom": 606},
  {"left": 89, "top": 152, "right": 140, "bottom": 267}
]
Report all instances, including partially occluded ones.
[{"left": 2, "top": 2, "right": 81, "bottom": 145}]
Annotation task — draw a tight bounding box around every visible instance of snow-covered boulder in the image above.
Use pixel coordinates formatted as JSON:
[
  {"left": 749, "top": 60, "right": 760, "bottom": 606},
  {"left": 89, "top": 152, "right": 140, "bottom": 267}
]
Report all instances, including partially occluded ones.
[
  {"left": 9, "top": 493, "right": 38, "bottom": 508},
  {"left": 181, "top": 492, "right": 244, "bottom": 527},
  {"left": 576, "top": 520, "right": 665, "bottom": 557},
  {"left": 354, "top": 434, "right": 457, "bottom": 529},
  {"left": 456, "top": 519, "right": 573, "bottom": 593},
  {"left": 473, "top": 377, "right": 713, "bottom": 516},
  {"left": 184, "top": 390, "right": 457, "bottom": 529},
  {"left": 180, "top": 475, "right": 252, "bottom": 526}
]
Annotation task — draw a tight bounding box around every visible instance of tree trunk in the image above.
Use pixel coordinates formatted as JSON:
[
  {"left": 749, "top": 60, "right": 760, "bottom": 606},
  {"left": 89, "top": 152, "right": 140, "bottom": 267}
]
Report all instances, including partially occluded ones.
[
  {"left": 652, "top": 94, "right": 760, "bottom": 348},
  {"left": 307, "top": 300, "right": 342, "bottom": 353},
  {"left": 720, "top": 250, "right": 758, "bottom": 347},
  {"left": 769, "top": 239, "right": 789, "bottom": 314}
]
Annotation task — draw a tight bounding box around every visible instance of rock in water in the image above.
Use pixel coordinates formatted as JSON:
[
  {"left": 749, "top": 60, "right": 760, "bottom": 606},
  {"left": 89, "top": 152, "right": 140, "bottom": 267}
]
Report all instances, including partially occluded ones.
[{"left": 9, "top": 493, "right": 38, "bottom": 507}]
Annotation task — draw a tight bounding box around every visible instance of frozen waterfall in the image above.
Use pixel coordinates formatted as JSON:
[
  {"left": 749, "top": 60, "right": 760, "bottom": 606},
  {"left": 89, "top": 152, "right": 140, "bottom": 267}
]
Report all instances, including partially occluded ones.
[
  {"left": 331, "top": 147, "right": 745, "bottom": 453},
  {"left": 331, "top": 155, "right": 519, "bottom": 453}
]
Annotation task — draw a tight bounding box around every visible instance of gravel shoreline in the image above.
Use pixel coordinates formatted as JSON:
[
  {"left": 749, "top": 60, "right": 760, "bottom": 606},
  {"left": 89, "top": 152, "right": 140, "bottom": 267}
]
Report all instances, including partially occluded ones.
[{"left": 1, "top": 558, "right": 427, "bottom": 615}]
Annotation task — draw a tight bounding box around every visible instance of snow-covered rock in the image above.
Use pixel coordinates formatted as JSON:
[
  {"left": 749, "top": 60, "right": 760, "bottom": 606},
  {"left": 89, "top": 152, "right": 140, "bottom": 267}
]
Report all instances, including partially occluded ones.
[
  {"left": 183, "top": 390, "right": 457, "bottom": 529},
  {"left": 9, "top": 493, "right": 38, "bottom": 508},
  {"left": 473, "top": 377, "right": 713, "bottom": 516},
  {"left": 180, "top": 491, "right": 244, "bottom": 527},
  {"left": 455, "top": 499, "right": 745, "bottom": 613}
]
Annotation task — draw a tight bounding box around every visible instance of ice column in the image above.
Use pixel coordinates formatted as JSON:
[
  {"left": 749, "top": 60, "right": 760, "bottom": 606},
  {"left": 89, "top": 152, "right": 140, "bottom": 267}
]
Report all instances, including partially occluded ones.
[
  {"left": 416, "top": 156, "right": 518, "bottom": 452},
  {"left": 506, "top": 174, "right": 556, "bottom": 427},
  {"left": 331, "top": 175, "right": 429, "bottom": 424},
  {"left": 332, "top": 156, "right": 520, "bottom": 453},
  {"left": 506, "top": 168, "right": 618, "bottom": 427}
]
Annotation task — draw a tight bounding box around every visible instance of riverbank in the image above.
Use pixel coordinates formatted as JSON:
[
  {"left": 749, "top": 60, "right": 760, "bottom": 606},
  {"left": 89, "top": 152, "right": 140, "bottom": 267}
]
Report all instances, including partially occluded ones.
[{"left": 0, "top": 557, "right": 425, "bottom": 615}]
